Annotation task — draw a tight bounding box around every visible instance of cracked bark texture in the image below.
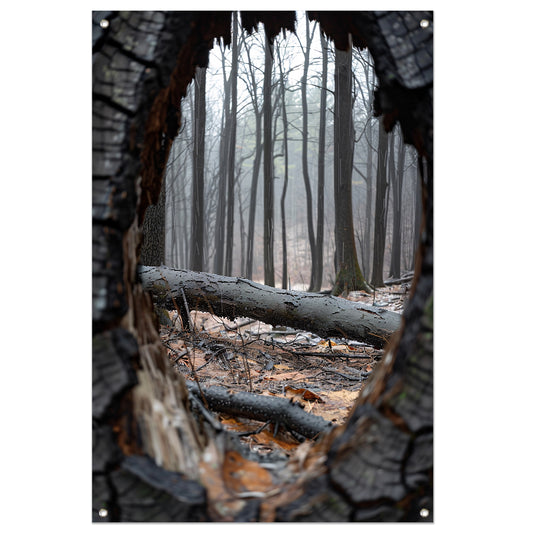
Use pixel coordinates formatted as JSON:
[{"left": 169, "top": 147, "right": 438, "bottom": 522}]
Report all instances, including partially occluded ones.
[
  {"left": 93, "top": 10, "right": 433, "bottom": 522},
  {"left": 139, "top": 265, "right": 401, "bottom": 348}
]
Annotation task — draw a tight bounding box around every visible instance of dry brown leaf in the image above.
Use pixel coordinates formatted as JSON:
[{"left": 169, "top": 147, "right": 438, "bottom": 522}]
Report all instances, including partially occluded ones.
[
  {"left": 318, "top": 339, "right": 336, "bottom": 346},
  {"left": 198, "top": 442, "right": 245, "bottom": 520},
  {"left": 222, "top": 450, "right": 273, "bottom": 493},
  {"left": 251, "top": 429, "right": 300, "bottom": 452},
  {"left": 284, "top": 386, "right": 324, "bottom": 403}
]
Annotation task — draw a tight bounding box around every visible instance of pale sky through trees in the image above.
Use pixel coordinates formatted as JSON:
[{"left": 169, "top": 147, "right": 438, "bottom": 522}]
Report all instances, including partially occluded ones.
[{"left": 165, "top": 11, "right": 419, "bottom": 289}]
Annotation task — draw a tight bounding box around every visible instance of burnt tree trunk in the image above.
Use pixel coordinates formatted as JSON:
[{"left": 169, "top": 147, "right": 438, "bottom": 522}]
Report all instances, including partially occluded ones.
[
  {"left": 370, "top": 118, "right": 389, "bottom": 287},
  {"left": 300, "top": 17, "right": 319, "bottom": 292},
  {"left": 189, "top": 66, "right": 206, "bottom": 272},
  {"left": 332, "top": 44, "right": 371, "bottom": 296},
  {"left": 243, "top": 34, "right": 263, "bottom": 280},
  {"left": 93, "top": 10, "right": 433, "bottom": 522},
  {"left": 315, "top": 30, "right": 328, "bottom": 292},
  {"left": 223, "top": 11, "right": 240, "bottom": 277},
  {"left": 139, "top": 265, "right": 401, "bottom": 348},
  {"left": 140, "top": 175, "right": 166, "bottom": 266},
  {"left": 263, "top": 30, "right": 275, "bottom": 287}
]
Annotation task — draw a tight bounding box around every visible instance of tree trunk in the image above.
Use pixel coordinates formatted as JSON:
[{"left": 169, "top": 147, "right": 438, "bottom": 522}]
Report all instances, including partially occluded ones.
[
  {"left": 243, "top": 36, "right": 263, "bottom": 281},
  {"left": 277, "top": 45, "right": 290, "bottom": 289},
  {"left": 224, "top": 12, "right": 240, "bottom": 277},
  {"left": 316, "top": 30, "right": 328, "bottom": 292},
  {"left": 139, "top": 265, "right": 401, "bottom": 348},
  {"left": 332, "top": 45, "right": 372, "bottom": 296},
  {"left": 301, "top": 17, "right": 318, "bottom": 292},
  {"left": 370, "top": 118, "right": 389, "bottom": 287},
  {"left": 263, "top": 32, "right": 275, "bottom": 287},
  {"left": 189, "top": 66, "right": 206, "bottom": 272},
  {"left": 363, "top": 120, "right": 373, "bottom": 277},
  {"left": 411, "top": 154, "right": 423, "bottom": 271},
  {"left": 389, "top": 129, "right": 405, "bottom": 279},
  {"left": 213, "top": 46, "right": 231, "bottom": 275},
  {"left": 93, "top": 10, "right": 433, "bottom": 523},
  {"left": 140, "top": 175, "right": 166, "bottom": 266}
]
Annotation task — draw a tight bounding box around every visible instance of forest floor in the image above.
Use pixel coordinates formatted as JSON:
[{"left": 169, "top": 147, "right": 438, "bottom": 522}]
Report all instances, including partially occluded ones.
[{"left": 159, "top": 282, "right": 410, "bottom": 457}]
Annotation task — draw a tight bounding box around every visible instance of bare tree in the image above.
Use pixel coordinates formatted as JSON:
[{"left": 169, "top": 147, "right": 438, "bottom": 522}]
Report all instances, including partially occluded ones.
[
  {"left": 298, "top": 17, "right": 319, "bottom": 291},
  {"left": 263, "top": 31, "right": 275, "bottom": 286},
  {"left": 223, "top": 12, "right": 241, "bottom": 276},
  {"left": 242, "top": 33, "right": 264, "bottom": 280},
  {"left": 411, "top": 154, "right": 424, "bottom": 270},
  {"left": 189, "top": 66, "right": 206, "bottom": 271},
  {"left": 140, "top": 176, "right": 166, "bottom": 266},
  {"left": 389, "top": 125, "right": 405, "bottom": 279},
  {"left": 213, "top": 43, "right": 231, "bottom": 274},
  {"left": 370, "top": 118, "right": 389, "bottom": 287},
  {"left": 332, "top": 44, "right": 371, "bottom": 296},
  {"left": 315, "top": 29, "right": 328, "bottom": 292},
  {"left": 276, "top": 40, "right": 290, "bottom": 289}
]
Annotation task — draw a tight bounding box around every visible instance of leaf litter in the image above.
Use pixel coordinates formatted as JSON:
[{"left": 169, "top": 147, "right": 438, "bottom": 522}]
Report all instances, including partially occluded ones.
[{"left": 160, "top": 283, "right": 408, "bottom": 458}]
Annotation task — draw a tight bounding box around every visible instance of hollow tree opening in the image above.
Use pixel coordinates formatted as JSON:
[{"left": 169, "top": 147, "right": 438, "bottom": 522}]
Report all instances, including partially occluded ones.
[{"left": 93, "top": 11, "right": 433, "bottom": 522}]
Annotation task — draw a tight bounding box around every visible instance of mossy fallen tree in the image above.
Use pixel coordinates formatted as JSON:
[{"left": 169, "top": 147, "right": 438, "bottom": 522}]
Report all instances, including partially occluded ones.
[{"left": 139, "top": 265, "right": 401, "bottom": 349}]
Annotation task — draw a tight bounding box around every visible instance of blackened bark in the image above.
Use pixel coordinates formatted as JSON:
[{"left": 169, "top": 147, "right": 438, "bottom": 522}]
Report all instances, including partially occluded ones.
[
  {"left": 243, "top": 37, "right": 263, "bottom": 280},
  {"left": 187, "top": 381, "right": 333, "bottom": 439},
  {"left": 189, "top": 66, "right": 206, "bottom": 272},
  {"left": 332, "top": 45, "right": 371, "bottom": 296},
  {"left": 363, "top": 119, "right": 373, "bottom": 277},
  {"left": 263, "top": 32, "right": 275, "bottom": 287},
  {"left": 213, "top": 47, "right": 231, "bottom": 275},
  {"left": 140, "top": 175, "right": 166, "bottom": 266},
  {"left": 316, "top": 30, "right": 328, "bottom": 292},
  {"left": 411, "top": 155, "right": 423, "bottom": 271},
  {"left": 389, "top": 129, "right": 405, "bottom": 278},
  {"left": 301, "top": 17, "right": 318, "bottom": 292},
  {"left": 139, "top": 265, "right": 401, "bottom": 348},
  {"left": 94, "top": 10, "right": 433, "bottom": 523},
  {"left": 277, "top": 45, "right": 290, "bottom": 289},
  {"left": 370, "top": 118, "right": 389, "bottom": 287},
  {"left": 224, "top": 12, "right": 240, "bottom": 277}
]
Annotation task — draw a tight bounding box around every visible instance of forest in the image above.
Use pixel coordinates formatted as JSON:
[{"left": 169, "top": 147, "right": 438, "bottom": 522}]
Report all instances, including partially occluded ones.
[
  {"left": 92, "top": 10, "right": 434, "bottom": 523},
  {"left": 143, "top": 11, "right": 422, "bottom": 293}
]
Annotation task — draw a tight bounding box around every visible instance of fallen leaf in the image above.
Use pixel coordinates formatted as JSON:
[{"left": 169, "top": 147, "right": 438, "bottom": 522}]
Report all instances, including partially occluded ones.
[
  {"left": 318, "top": 339, "right": 336, "bottom": 346},
  {"left": 284, "top": 386, "right": 324, "bottom": 403},
  {"left": 222, "top": 450, "right": 273, "bottom": 493},
  {"left": 251, "top": 429, "right": 300, "bottom": 452},
  {"left": 198, "top": 442, "right": 245, "bottom": 520}
]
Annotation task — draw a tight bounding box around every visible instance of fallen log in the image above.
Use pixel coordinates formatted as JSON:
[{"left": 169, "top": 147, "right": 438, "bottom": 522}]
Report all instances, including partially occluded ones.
[
  {"left": 139, "top": 265, "right": 401, "bottom": 348},
  {"left": 384, "top": 271, "right": 414, "bottom": 286},
  {"left": 186, "top": 381, "right": 333, "bottom": 439}
]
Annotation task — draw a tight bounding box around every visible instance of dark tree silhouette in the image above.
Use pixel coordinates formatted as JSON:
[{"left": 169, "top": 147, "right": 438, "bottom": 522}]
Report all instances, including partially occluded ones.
[
  {"left": 263, "top": 30, "right": 275, "bottom": 287},
  {"left": 189, "top": 66, "right": 206, "bottom": 272},
  {"left": 389, "top": 128, "right": 405, "bottom": 279},
  {"left": 315, "top": 30, "right": 328, "bottom": 292},
  {"left": 242, "top": 34, "right": 264, "bottom": 280},
  {"left": 224, "top": 11, "right": 240, "bottom": 277},
  {"left": 332, "top": 44, "right": 371, "bottom": 296},
  {"left": 299, "top": 17, "right": 319, "bottom": 291},
  {"left": 370, "top": 118, "right": 389, "bottom": 287}
]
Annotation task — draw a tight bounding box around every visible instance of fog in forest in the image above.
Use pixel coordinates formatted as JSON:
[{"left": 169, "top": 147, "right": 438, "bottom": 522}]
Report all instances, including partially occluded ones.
[{"left": 162, "top": 11, "right": 421, "bottom": 291}]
